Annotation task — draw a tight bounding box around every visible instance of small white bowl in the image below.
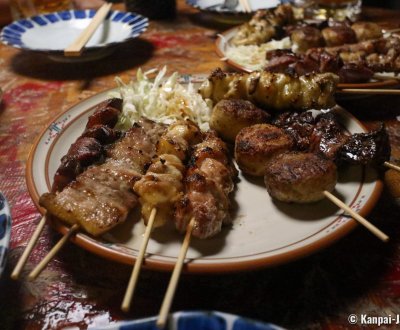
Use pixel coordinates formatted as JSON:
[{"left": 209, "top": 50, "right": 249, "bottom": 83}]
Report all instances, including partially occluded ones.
[{"left": 0, "top": 9, "right": 148, "bottom": 62}]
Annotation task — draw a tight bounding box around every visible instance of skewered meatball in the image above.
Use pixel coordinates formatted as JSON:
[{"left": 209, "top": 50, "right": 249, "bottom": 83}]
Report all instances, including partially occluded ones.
[
  {"left": 291, "top": 26, "right": 324, "bottom": 53},
  {"left": 322, "top": 26, "right": 357, "bottom": 47},
  {"left": 264, "top": 152, "right": 337, "bottom": 203},
  {"left": 351, "top": 22, "right": 382, "bottom": 41},
  {"left": 235, "top": 124, "right": 293, "bottom": 176},
  {"left": 210, "top": 99, "right": 270, "bottom": 143}
]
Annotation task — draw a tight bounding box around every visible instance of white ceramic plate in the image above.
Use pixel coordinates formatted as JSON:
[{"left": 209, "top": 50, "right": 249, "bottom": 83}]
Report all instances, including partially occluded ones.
[
  {"left": 0, "top": 192, "right": 12, "bottom": 277},
  {"left": 92, "top": 311, "right": 284, "bottom": 330},
  {"left": 187, "top": 0, "right": 281, "bottom": 14},
  {"left": 0, "top": 10, "right": 148, "bottom": 62},
  {"left": 26, "top": 84, "right": 383, "bottom": 273},
  {"left": 216, "top": 27, "right": 400, "bottom": 89}
]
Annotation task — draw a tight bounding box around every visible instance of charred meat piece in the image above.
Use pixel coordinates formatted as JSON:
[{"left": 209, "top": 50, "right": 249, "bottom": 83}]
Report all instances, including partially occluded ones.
[
  {"left": 309, "top": 112, "right": 350, "bottom": 161},
  {"left": 81, "top": 125, "right": 121, "bottom": 144},
  {"left": 41, "top": 122, "right": 163, "bottom": 236},
  {"left": 291, "top": 26, "right": 324, "bottom": 53},
  {"left": 339, "top": 124, "right": 391, "bottom": 165},
  {"left": 321, "top": 25, "right": 357, "bottom": 47},
  {"left": 85, "top": 98, "right": 122, "bottom": 129},
  {"left": 351, "top": 21, "right": 383, "bottom": 41},
  {"left": 210, "top": 99, "right": 270, "bottom": 143},
  {"left": 264, "top": 151, "right": 337, "bottom": 203},
  {"left": 235, "top": 123, "right": 294, "bottom": 176}
]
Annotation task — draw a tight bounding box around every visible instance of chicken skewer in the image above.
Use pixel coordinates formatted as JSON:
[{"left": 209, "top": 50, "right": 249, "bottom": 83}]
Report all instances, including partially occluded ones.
[
  {"left": 11, "top": 98, "right": 123, "bottom": 280},
  {"left": 121, "top": 120, "right": 201, "bottom": 312},
  {"left": 198, "top": 68, "right": 339, "bottom": 113},
  {"left": 28, "top": 119, "right": 165, "bottom": 280},
  {"left": 157, "top": 132, "right": 237, "bottom": 326}
]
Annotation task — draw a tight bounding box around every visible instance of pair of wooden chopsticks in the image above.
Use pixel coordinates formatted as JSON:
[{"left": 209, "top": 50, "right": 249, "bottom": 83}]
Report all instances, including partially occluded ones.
[
  {"left": 239, "top": 0, "right": 252, "bottom": 13},
  {"left": 64, "top": 2, "right": 112, "bottom": 57}
]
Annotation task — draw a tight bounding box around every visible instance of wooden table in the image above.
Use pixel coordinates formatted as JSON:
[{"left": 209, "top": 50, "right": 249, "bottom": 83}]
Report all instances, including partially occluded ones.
[{"left": 1, "top": 2, "right": 400, "bottom": 329}]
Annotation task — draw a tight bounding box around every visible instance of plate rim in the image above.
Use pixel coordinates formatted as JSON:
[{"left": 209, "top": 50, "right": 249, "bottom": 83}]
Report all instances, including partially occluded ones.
[
  {"left": 215, "top": 26, "right": 400, "bottom": 90},
  {"left": 0, "top": 192, "right": 12, "bottom": 277},
  {"left": 0, "top": 9, "right": 149, "bottom": 53},
  {"left": 25, "top": 89, "right": 383, "bottom": 274}
]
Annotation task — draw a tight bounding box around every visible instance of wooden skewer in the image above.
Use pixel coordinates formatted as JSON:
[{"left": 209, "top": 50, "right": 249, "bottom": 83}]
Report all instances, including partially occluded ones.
[
  {"left": 64, "top": 2, "right": 112, "bottom": 57},
  {"left": 11, "top": 215, "right": 47, "bottom": 280},
  {"left": 323, "top": 190, "right": 389, "bottom": 242},
  {"left": 27, "top": 224, "right": 80, "bottom": 280},
  {"left": 337, "top": 88, "right": 400, "bottom": 95},
  {"left": 383, "top": 27, "right": 400, "bottom": 36},
  {"left": 239, "top": 0, "right": 251, "bottom": 13},
  {"left": 157, "top": 217, "right": 196, "bottom": 328},
  {"left": 373, "top": 73, "right": 400, "bottom": 81},
  {"left": 384, "top": 161, "right": 400, "bottom": 172},
  {"left": 121, "top": 208, "right": 157, "bottom": 312}
]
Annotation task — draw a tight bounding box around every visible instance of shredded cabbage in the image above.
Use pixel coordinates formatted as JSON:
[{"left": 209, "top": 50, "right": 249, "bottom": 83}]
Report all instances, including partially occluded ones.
[
  {"left": 225, "top": 37, "right": 293, "bottom": 71},
  {"left": 109, "top": 67, "right": 211, "bottom": 131}
]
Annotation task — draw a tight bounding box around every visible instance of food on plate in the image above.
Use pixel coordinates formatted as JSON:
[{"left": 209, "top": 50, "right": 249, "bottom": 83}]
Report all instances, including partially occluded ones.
[
  {"left": 351, "top": 21, "right": 383, "bottom": 41},
  {"left": 320, "top": 25, "right": 357, "bottom": 47},
  {"left": 52, "top": 98, "right": 123, "bottom": 192},
  {"left": 133, "top": 120, "right": 202, "bottom": 228},
  {"left": 175, "top": 131, "right": 237, "bottom": 239},
  {"left": 40, "top": 119, "right": 165, "bottom": 236},
  {"left": 264, "top": 152, "right": 337, "bottom": 203},
  {"left": 199, "top": 68, "right": 339, "bottom": 112},
  {"left": 210, "top": 99, "right": 270, "bottom": 143},
  {"left": 272, "top": 111, "right": 391, "bottom": 165},
  {"left": 231, "top": 4, "right": 295, "bottom": 46},
  {"left": 235, "top": 124, "right": 293, "bottom": 176}
]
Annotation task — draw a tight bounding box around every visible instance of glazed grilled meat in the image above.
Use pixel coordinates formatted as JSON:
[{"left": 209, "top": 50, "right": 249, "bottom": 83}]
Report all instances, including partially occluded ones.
[
  {"left": 133, "top": 120, "right": 201, "bottom": 228},
  {"left": 273, "top": 111, "right": 391, "bottom": 165},
  {"left": 52, "top": 98, "right": 123, "bottom": 192},
  {"left": 40, "top": 122, "right": 163, "bottom": 236},
  {"left": 264, "top": 152, "right": 337, "bottom": 203},
  {"left": 339, "top": 124, "right": 391, "bottom": 165},
  {"left": 199, "top": 68, "right": 338, "bottom": 112},
  {"left": 210, "top": 99, "right": 270, "bottom": 143},
  {"left": 231, "top": 4, "right": 295, "bottom": 46},
  {"left": 175, "top": 132, "right": 237, "bottom": 239},
  {"left": 235, "top": 124, "right": 294, "bottom": 176}
]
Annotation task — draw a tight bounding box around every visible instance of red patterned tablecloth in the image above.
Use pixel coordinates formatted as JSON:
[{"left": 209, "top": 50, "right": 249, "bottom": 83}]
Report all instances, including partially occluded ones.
[{"left": 1, "top": 2, "right": 400, "bottom": 329}]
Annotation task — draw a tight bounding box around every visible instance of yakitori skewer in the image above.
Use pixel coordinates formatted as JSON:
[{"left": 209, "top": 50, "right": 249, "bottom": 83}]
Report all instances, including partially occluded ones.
[
  {"left": 11, "top": 99, "right": 124, "bottom": 280},
  {"left": 337, "top": 88, "right": 400, "bottom": 95},
  {"left": 157, "top": 217, "right": 196, "bottom": 328},
  {"left": 28, "top": 224, "right": 80, "bottom": 280},
  {"left": 33, "top": 119, "right": 165, "bottom": 280},
  {"left": 323, "top": 191, "right": 389, "bottom": 242},
  {"left": 121, "top": 208, "right": 157, "bottom": 312},
  {"left": 384, "top": 161, "right": 400, "bottom": 172},
  {"left": 121, "top": 120, "right": 202, "bottom": 312},
  {"left": 11, "top": 215, "right": 47, "bottom": 279}
]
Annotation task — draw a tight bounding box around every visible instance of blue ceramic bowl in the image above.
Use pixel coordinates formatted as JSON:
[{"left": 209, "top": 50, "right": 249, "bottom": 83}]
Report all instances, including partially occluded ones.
[{"left": 0, "top": 192, "right": 11, "bottom": 277}]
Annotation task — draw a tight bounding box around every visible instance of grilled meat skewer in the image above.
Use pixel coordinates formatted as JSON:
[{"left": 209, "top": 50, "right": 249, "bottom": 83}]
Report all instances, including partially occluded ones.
[
  {"left": 40, "top": 120, "right": 165, "bottom": 236},
  {"left": 199, "top": 68, "right": 339, "bottom": 112}
]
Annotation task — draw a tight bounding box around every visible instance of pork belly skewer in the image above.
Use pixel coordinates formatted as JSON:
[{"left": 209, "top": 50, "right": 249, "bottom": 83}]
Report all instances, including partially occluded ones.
[
  {"left": 157, "top": 132, "right": 237, "bottom": 327},
  {"left": 28, "top": 119, "right": 165, "bottom": 280},
  {"left": 11, "top": 98, "right": 123, "bottom": 280},
  {"left": 121, "top": 120, "right": 201, "bottom": 312}
]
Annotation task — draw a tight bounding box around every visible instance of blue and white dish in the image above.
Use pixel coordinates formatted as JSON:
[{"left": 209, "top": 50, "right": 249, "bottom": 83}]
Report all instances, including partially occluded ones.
[
  {"left": 0, "top": 10, "right": 148, "bottom": 62},
  {"left": 0, "top": 192, "right": 11, "bottom": 277},
  {"left": 92, "top": 311, "right": 284, "bottom": 330},
  {"left": 187, "top": 0, "right": 281, "bottom": 14}
]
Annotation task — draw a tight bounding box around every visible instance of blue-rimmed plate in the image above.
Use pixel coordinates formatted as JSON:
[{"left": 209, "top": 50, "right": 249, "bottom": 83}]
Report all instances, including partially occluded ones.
[
  {"left": 0, "top": 9, "right": 148, "bottom": 62},
  {"left": 92, "top": 311, "right": 284, "bottom": 330},
  {"left": 187, "top": 0, "right": 280, "bottom": 14},
  {"left": 0, "top": 192, "right": 11, "bottom": 277}
]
